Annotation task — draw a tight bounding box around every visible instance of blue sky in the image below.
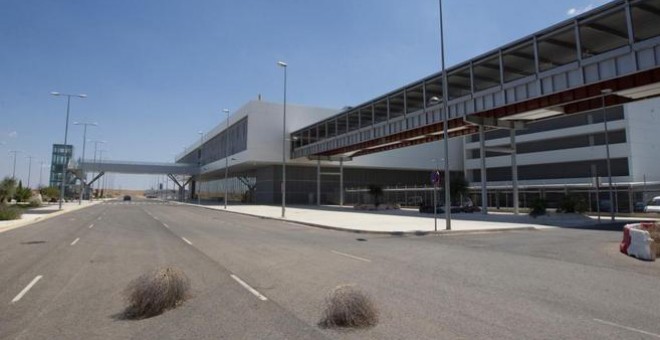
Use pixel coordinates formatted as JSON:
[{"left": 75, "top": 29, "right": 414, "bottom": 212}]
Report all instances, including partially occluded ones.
[{"left": 1, "top": 0, "right": 610, "bottom": 189}]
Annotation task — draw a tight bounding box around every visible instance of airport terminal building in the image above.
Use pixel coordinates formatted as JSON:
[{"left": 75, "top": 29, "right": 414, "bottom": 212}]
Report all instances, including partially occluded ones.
[{"left": 177, "top": 0, "right": 660, "bottom": 212}]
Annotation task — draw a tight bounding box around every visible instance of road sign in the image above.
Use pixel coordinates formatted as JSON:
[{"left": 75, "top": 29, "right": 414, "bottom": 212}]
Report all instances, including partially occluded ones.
[{"left": 431, "top": 170, "right": 441, "bottom": 185}]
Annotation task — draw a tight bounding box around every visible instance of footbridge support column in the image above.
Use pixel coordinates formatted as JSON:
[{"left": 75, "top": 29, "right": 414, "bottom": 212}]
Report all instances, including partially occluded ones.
[
  {"left": 465, "top": 116, "right": 526, "bottom": 215},
  {"left": 167, "top": 174, "right": 193, "bottom": 202}
]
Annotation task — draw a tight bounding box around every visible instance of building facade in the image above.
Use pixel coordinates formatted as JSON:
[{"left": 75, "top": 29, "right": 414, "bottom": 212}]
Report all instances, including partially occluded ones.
[{"left": 463, "top": 97, "right": 660, "bottom": 211}]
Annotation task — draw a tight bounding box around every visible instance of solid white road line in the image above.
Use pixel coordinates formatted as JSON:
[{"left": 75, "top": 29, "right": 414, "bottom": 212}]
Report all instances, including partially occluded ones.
[
  {"left": 181, "top": 237, "right": 193, "bottom": 245},
  {"left": 230, "top": 274, "right": 268, "bottom": 301},
  {"left": 331, "top": 250, "right": 372, "bottom": 263},
  {"left": 88, "top": 224, "right": 94, "bottom": 229},
  {"left": 11, "top": 275, "right": 43, "bottom": 303},
  {"left": 594, "top": 319, "right": 660, "bottom": 338},
  {"left": 162, "top": 223, "right": 170, "bottom": 229},
  {"left": 70, "top": 238, "right": 80, "bottom": 246}
]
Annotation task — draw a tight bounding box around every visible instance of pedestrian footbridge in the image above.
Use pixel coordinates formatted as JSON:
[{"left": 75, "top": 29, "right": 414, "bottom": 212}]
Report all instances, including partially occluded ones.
[
  {"left": 69, "top": 160, "right": 198, "bottom": 201},
  {"left": 290, "top": 0, "right": 660, "bottom": 159}
]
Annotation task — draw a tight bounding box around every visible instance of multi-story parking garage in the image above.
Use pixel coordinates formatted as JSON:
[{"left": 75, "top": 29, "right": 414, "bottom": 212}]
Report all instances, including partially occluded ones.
[{"left": 174, "top": 0, "right": 660, "bottom": 211}]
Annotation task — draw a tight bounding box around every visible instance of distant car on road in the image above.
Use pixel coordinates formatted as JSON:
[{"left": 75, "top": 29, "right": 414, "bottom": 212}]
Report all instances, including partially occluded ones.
[
  {"left": 123, "top": 195, "right": 132, "bottom": 201},
  {"left": 645, "top": 197, "right": 660, "bottom": 213}
]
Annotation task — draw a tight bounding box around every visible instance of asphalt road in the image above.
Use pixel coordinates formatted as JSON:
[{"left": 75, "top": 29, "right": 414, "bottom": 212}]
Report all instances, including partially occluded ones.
[{"left": 1, "top": 199, "right": 659, "bottom": 339}]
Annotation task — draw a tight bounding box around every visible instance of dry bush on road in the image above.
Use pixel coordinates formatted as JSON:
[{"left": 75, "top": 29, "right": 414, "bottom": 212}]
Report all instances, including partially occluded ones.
[
  {"left": 319, "top": 284, "right": 379, "bottom": 329},
  {"left": 121, "top": 266, "right": 190, "bottom": 320}
]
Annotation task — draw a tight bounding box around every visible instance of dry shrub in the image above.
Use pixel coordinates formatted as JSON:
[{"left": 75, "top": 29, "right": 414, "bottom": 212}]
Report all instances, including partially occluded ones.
[
  {"left": 319, "top": 285, "right": 379, "bottom": 329},
  {"left": 122, "top": 267, "right": 190, "bottom": 320}
]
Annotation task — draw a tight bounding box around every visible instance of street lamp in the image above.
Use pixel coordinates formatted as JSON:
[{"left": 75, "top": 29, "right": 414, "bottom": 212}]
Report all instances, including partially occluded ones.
[
  {"left": 9, "top": 150, "right": 20, "bottom": 180},
  {"left": 429, "top": 94, "right": 451, "bottom": 230},
  {"left": 223, "top": 108, "right": 230, "bottom": 209},
  {"left": 434, "top": 0, "right": 452, "bottom": 230},
  {"left": 74, "top": 121, "right": 98, "bottom": 205},
  {"left": 51, "top": 91, "right": 86, "bottom": 209},
  {"left": 601, "top": 88, "right": 615, "bottom": 221},
  {"left": 39, "top": 160, "right": 47, "bottom": 188},
  {"left": 197, "top": 131, "right": 203, "bottom": 205},
  {"left": 277, "top": 61, "right": 288, "bottom": 218},
  {"left": 25, "top": 155, "right": 34, "bottom": 188}
]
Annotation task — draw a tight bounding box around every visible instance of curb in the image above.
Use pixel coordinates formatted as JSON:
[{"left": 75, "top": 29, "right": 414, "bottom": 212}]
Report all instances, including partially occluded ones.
[
  {"left": 173, "top": 201, "right": 540, "bottom": 236},
  {"left": 0, "top": 201, "right": 104, "bottom": 234}
]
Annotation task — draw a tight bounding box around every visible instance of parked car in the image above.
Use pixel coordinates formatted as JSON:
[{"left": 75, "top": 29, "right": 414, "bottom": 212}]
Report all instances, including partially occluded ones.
[
  {"left": 419, "top": 204, "right": 444, "bottom": 214},
  {"left": 419, "top": 203, "right": 478, "bottom": 214},
  {"left": 634, "top": 201, "right": 647, "bottom": 213},
  {"left": 123, "top": 195, "right": 132, "bottom": 201},
  {"left": 645, "top": 197, "right": 660, "bottom": 213}
]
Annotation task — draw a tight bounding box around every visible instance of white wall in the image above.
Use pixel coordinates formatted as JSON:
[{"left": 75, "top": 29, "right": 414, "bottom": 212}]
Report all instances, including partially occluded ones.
[
  {"left": 627, "top": 97, "right": 660, "bottom": 183},
  {"left": 348, "top": 138, "right": 463, "bottom": 171},
  {"left": 245, "top": 100, "right": 338, "bottom": 163}
]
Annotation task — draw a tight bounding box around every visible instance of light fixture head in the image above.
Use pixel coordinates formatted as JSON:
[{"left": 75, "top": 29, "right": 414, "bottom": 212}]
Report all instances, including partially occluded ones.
[
  {"left": 428, "top": 96, "right": 441, "bottom": 105},
  {"left": 601, "top": 88, "right": 613, "bottom": 94},
  {"left": 277, "top": 61, "right": 287, "bottom": 67},
  {"left": 50, "top": 91, "right": 60, "bottom": 96},
  {"left": 223, "top": 108, "right": 230, "bottom": 113}
]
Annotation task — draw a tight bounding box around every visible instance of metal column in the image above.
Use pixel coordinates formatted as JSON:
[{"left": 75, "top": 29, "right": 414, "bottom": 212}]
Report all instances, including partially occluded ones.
[
  {"left": 511, "top": 128, "right": 519, "bottom": 215},
  {"left": 479, "top": 125, "right": 488, "bottom": 214},
  {"left": 317, "top": 159, "right": 321, "bottom": 206},
  {"left": 339, "top": 159, "right": 344, "bottom": 206}
]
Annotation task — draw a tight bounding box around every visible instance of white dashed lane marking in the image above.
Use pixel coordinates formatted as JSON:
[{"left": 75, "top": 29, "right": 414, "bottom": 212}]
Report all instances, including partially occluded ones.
[
  {"left": 331, "top": 250, "right": 371, "bottom": 263},
  {"left": 11, "top": 275, "right": 43, "bottom": 303},
  {"left": 593, "top": 319, "right": 660, "bottom": 338},
  {"left": 230, "top": 274, "right": 268, "bottom": 301}
]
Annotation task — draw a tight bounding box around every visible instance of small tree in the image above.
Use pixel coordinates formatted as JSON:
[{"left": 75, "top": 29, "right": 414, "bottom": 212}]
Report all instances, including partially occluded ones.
[
  {"left": 40, "top": 186, "right": 60, "bottom": 202},
  {"left": 450, "top": 175, "right": 469, "bottom": 205},
  {"left": 529, "top": 198, "right": 547, "bottom": 218},
  {"left": 367, "top": 184, "right": 383, "bottom": 207},
  {"left": 0, "top": 177, "right": 17, "bottom": 203}
]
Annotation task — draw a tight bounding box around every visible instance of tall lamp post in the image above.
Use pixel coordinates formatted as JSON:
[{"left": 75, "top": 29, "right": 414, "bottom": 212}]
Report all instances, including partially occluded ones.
[
  {"left": 25, "top": 155, "right": 34, "bottom": 188},
  {"left": 601, "top": 89, "right": 615, "bottom": 221},
  {"left": 223, "top": 108, "right": 230, "bottom": 209},
  {"left": 51, "top": 92, "right": 86, "bottom": 210},
  {"left": 277, "top": 61, "right": 288, "bottom": 218},
  {"left": 435, "top": 0, "right": 452, "bottom": 230},
  {"left": 197, "top": 131, "right": 203, "bottom": 205},
  {"left": 39, "top": 160, "right": 47, "bottom": 188},
  {"left": 9, "top": 150, "right": 20, "bottom": 180},
  {"left": 74, "top": 121, "right": 98, "bottom": 205}
]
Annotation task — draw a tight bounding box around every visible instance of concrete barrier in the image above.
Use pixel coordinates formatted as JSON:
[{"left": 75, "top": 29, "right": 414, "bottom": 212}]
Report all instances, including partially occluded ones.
[{"left": 621, "top": 222, "right": 659, "bottom": 261}]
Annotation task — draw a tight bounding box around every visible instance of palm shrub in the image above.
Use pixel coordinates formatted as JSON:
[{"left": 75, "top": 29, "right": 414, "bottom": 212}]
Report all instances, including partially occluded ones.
[
  {"left": 367, "top": 184, "right": 383, "bottom": 207},
  {"left": 14, "top": 181, "right": 32, "bottom": 203},
  {"left": 0, "top": 177, "right": 17, "bottom": 203},
  {"left": 529, "top": 198, "right": 547, "bottom": 218}
]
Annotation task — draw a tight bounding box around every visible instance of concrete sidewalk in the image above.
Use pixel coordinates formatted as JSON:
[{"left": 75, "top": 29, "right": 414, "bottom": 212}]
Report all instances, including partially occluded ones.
[
  {"left": 180, "top": 202, "right": 573, "bottom": 234},
  {"left": 0, "top": 201, "right": 103, "bottom": 234}
]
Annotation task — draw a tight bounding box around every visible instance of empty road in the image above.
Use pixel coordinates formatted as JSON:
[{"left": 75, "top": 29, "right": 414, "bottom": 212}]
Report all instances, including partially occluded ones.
[{"left": 1, "top": 199, "right": 659, "bottom": 339}]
